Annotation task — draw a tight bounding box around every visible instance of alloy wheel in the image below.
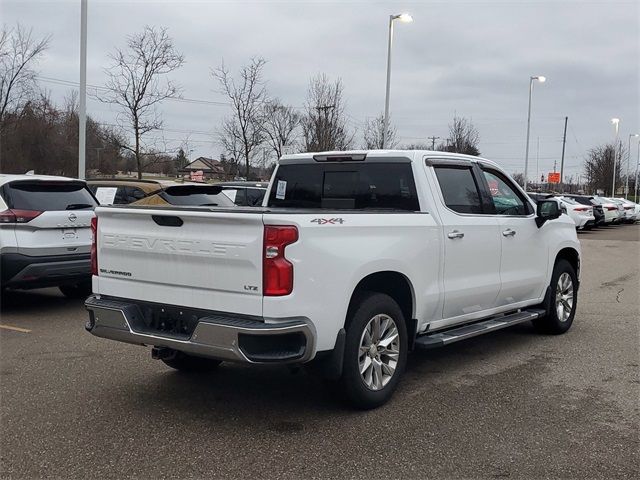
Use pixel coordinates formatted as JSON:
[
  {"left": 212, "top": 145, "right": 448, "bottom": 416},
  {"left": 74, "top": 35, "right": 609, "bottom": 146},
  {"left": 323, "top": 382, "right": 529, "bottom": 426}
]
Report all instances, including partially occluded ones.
[
  {"left": 358, "top": 314, "right": 400, "bottom": 390},
  {"left": 555, "top": 272, "right": 574, "bottom": 322}
]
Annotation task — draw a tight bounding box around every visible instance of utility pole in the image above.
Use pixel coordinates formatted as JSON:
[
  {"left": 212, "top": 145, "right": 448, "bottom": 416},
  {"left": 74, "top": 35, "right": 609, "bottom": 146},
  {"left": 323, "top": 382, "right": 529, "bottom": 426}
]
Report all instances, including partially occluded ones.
[
  {"left": 78, "top": 0, "right": 87, "bottom": 179},
  {"left": 635, "top": 141, "right": 640, "bottom": 201},
  {"left": 95, "top": 147, "right": 104, "bottom": 167},
  {"left": 560, "top": 116, "right": 568, "bottom": 188},
  {"left": 611, "top": 118, "right": 620, "bottom": 196},
  {"left": 536, "top": 136, "right": 540, "bottom": 185},
  {"left": 427, "top": 136, "right": 440, "bottom": 150}
]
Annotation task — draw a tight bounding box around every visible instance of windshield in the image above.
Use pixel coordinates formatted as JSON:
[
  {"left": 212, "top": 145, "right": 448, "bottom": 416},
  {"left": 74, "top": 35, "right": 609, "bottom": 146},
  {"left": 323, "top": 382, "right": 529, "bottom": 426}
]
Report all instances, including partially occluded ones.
[{"left": 2, "top": 181, "right": 97, "bottom": 211}]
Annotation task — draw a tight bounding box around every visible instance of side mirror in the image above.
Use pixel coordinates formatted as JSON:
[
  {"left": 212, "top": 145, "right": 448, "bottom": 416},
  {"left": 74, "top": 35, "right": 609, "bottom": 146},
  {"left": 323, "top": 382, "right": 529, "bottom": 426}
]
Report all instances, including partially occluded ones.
[{"left": 536, "top": 199, "right": 561, "bottom": 228}]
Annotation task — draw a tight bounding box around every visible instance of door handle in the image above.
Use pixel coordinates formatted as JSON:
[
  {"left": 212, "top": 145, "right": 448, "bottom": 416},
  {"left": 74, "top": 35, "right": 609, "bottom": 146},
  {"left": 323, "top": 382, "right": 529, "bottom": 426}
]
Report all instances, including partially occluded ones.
[
  {"left": 502, "top": 229, "right": 516, "bottom": 237},
  {"left": 152, "top": 215, "right": 184, "bottom": 227},
  {"left": 447, "top": 230, "right": 464, "bottom": 239}
]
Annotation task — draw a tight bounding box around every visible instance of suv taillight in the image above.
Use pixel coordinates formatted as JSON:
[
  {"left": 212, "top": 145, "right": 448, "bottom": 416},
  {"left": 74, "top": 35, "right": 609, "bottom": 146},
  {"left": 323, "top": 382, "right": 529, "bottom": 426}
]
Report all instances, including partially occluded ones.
[
  {"left": 90, "top": 216, "right": 98, "bottom": 276},
  {"left": 263, "top": 225, "right": 298, "bottom": 296},
  {"left": 0, "top": 209, "right": 43, "bottom": 223}
]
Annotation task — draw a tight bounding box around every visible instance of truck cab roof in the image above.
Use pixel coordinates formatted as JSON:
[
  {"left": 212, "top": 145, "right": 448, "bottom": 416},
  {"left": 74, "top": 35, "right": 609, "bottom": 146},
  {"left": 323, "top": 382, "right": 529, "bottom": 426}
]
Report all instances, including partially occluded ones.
[{"left": 279, "top": 149, "right": 500, "bottom": 169}]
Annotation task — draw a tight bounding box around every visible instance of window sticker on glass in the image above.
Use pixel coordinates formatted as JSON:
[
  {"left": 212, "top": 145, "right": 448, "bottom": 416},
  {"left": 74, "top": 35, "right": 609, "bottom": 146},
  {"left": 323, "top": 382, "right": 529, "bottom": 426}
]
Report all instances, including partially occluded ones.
[
  {"left": 95, "top": 187, "right": 118, "bottom": 205},
  {"left": 276, "top": 180, "right": 287, "bottom": 200}
]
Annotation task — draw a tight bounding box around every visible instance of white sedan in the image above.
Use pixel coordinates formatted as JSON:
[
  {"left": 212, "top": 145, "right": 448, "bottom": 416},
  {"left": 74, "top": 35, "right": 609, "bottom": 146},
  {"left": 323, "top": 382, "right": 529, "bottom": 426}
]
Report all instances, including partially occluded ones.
[
  {"left": 557, "top": 196, "right": 596, "bottom": 230},
  {"left": 592, "top": 196, "right": 623, "bottom": 224},
  {"left": 604, "top": 198, "right": 629, "bottom": 223},
  {"left": 613, "top": 198, "right": 638, "bottom": 223}
]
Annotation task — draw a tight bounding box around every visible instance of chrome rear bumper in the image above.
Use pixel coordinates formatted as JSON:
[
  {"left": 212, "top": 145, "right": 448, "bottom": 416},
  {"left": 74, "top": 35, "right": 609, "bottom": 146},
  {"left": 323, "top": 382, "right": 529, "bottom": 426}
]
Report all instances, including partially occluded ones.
[{"left": 85, "top": 295, "right": 316, "bottom": 364}]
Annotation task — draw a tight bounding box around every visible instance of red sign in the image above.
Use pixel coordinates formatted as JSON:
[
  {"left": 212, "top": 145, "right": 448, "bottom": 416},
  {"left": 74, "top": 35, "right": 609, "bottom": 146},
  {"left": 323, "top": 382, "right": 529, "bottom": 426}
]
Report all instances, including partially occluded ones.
[
  {"left": 190, "top": 170, "right": 204, "bottom": 182},
  {"left": 488, "top": 179, "right": 499, "bottom": 196},
  {"left": 548, "top": 172, "right": 560, "bottom": 184}
]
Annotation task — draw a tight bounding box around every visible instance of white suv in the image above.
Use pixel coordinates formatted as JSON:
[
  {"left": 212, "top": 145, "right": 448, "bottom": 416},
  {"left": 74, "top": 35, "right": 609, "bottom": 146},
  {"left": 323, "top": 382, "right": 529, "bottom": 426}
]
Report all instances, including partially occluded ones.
[{"left": 0, "top": 174, "right": 97, "bottom": 297}]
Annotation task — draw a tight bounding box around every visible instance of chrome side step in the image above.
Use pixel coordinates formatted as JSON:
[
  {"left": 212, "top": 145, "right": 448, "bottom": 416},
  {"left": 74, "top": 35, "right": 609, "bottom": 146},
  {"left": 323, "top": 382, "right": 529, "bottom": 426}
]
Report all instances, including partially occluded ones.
[{"left": 414, "top": 309, "right": 545, "bottom": 350}]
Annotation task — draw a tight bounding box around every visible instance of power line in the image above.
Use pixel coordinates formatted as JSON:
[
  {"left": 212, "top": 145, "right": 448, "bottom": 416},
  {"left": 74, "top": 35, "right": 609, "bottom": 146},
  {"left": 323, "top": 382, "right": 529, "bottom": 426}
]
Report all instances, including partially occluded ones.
[{"left": 37, "top": 75, "right": 230, "bottom": 107}]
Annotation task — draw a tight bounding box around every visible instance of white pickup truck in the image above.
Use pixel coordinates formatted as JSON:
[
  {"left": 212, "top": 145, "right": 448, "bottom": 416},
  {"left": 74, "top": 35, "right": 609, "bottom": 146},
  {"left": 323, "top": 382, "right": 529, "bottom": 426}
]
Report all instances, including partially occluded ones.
[{"left": 86, "top": 150, "right": 581, "bottom": 409}]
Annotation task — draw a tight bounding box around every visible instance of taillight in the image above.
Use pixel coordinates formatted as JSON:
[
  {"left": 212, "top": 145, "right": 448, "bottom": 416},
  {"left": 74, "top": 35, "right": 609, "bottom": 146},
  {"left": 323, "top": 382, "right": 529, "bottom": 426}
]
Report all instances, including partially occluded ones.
[
  {"left": 605, "top": 205, "right": 617, "bottom": 211},
  {"left": 263, "top": 225, "right": 298, "bottom": 296},
  {"left": 90, "top": 216, "right": 98, "bottom": 276},
  {"left": 574, "top": 207, "right": 589, "bottom": 212},
  {"left": 0, "top": 209, "right": 42, "bottom": 223}
]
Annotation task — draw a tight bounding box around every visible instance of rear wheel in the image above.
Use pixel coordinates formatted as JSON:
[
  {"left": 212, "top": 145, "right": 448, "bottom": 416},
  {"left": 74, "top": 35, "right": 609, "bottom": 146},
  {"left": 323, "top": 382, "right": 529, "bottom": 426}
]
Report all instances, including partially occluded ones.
[
  {"left": 161, "top": 351, "right": 222, "bottom": 372},
  {"left": 338, "top": 292, "right": 407, "bottom": 409},
  {"left": 59, "top": 280, "right": 92, "bottom": 298},
  {"left": 532, "top": 259, "right": 578, "bottom": 334}
]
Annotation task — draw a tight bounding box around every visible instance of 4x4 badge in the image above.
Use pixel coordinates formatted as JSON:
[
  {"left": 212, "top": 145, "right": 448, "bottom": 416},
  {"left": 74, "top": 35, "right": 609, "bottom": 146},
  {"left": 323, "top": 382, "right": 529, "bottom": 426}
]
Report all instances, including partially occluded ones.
[{"left": 311, "top": 218, "right": 344, "bottom": 225}]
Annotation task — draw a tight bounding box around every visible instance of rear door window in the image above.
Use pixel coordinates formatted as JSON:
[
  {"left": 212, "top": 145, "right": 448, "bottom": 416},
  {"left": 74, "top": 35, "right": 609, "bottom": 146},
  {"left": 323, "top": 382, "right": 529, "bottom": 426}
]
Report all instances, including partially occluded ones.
[
  {"left": 433, "top": 166, "right": 483, "bottom": 214},
  {"left": 3, "top": 181, "right": 97, "bottom": 211},
  {"left": 221, "top": 188, "right": 248, "bottom": 206},
  {"left": 267, "top": 163, "right": 419, "bottom": 211},
  {"left": 126, "top": 187, "right": 147, "bottom": 202},
  {"left": 114, "top": 187, "right": 130, "bottom": 204},
  {"left": 246, "top": 188, "right": 266, "bottom": 206}
]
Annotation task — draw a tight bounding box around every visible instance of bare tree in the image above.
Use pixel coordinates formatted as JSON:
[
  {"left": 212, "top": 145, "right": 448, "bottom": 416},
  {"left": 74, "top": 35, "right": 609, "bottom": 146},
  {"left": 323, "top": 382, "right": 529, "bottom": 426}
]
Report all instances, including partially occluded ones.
[
  {"left": 213, "top": 57, "right": 267, "bottom": 179},
  {"left": 437, "top": 115, "right": 480, "bottom": 156},
  {"left": 584, "top": 142, "right": 625, "bottom": 195},
  {"left": 217, "top": 119, "right": 244, "bottom": 178},
  {"left": 511, "top": 172, "right": 525, "bottom": 187},
  {"left": 261, "top": 99, "right": 300, "bottom": 159},
  {"left": 401, "top": 142, "right": 431, "bottom": 150},
  {"left": 363, "top": 113, "right": 397, "bottom": 149},
  {"left": 100, "top": 26, "right": 184, "bottom": 179},
  {"left": 0, "top": 24, "right": 50, "bottom": 126},
  {"left": 301, "top": 73, "right": 353, "bottom": 152}
]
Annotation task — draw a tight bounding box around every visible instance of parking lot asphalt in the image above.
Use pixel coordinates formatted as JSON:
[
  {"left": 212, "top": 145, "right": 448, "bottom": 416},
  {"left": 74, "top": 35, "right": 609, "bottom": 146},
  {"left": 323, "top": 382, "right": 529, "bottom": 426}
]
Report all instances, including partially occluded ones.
[{"left": 1, "top": 225, "right": 638, "bottom": 479}]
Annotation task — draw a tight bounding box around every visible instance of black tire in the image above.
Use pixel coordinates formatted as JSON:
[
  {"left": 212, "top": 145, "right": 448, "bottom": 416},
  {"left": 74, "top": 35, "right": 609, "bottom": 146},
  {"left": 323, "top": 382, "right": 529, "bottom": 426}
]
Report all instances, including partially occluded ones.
[
  {"left": 59, "top": 280, "right": 92, "bottom": 298},
  {"left": 161, "top": 351, "right": 222, "bottom": 372},
  {"left": 532, "top": 259, "right": 578, "bottom": 335},
  {"left": 338, "top": 292, "right": 408, "bottom": 409}
]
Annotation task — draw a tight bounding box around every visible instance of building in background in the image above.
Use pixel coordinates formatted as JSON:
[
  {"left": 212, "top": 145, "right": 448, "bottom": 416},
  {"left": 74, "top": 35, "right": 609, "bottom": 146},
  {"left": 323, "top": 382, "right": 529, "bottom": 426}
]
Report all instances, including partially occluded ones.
[{"left": 179, "top": 157, "right": 229, "bottom": 181}]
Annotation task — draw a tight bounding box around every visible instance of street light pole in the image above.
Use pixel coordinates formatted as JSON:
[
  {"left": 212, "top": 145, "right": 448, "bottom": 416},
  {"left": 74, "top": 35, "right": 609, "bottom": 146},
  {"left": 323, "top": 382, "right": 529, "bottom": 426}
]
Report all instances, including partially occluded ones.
[
  {"left": 611, "top": 118, "right": 620, "bottom": 196},
  {"left": 78, "top": 0, "right": 87, "bottom": 179},
  {"left": 523, "top": 75, "right": 546, "bottom": 191},
  {"left": 382, "top": 13, "right": 412, "bottom": 149},
  {"left": 625, "top": 133, "right": 639, "bottom": 198},
  {"left": 635, "top": 141, "right": 640, "bottom": 201}
]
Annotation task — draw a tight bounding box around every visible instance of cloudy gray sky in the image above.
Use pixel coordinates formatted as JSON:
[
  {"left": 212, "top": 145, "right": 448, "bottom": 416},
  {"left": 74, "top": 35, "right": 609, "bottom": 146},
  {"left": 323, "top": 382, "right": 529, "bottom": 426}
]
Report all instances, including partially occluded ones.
[{"left": 2, "top": 0, "right": 639, "bottom": 179}]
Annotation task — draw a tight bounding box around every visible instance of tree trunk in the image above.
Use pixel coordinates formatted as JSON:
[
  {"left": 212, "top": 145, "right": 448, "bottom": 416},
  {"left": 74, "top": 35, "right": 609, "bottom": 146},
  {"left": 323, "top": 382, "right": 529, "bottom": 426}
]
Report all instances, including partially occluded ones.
[
  {"left": 245, "top": 147, "right": 250, "bottom": 179},
  {"left": 134, "top": 125, "right": 142, "bottom": 180}
]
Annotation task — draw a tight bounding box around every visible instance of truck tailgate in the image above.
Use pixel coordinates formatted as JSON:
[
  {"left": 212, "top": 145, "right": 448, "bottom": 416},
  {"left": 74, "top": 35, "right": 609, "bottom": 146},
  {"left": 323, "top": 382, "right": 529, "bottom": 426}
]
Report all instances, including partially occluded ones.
[{"left": 93, "top": 206, "right": 264, "bottom": 316}]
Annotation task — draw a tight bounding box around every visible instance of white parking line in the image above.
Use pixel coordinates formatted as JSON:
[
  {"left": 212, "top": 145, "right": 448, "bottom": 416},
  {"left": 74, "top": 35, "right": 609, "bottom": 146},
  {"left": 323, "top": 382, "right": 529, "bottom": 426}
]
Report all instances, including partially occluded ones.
[{"left": 0, "top": 324, "right": 31, "bottom": 333}]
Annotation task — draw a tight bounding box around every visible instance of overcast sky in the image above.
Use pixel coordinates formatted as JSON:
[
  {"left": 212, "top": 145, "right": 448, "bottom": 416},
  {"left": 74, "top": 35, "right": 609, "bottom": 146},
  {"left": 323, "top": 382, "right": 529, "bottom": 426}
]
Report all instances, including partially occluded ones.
[{"left": 2, "top": 0, "right": 638, "bottom": 179}]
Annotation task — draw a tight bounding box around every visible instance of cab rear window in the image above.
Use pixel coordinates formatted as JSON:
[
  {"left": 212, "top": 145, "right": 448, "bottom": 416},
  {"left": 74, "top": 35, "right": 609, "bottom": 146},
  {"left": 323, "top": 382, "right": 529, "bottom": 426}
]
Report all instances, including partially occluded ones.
[
  {"left": 267, "top": 163, "right": 419, "bottom": 211},
  {"left": 2, "top": 181, "right": 97, "bottom": 211}
]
